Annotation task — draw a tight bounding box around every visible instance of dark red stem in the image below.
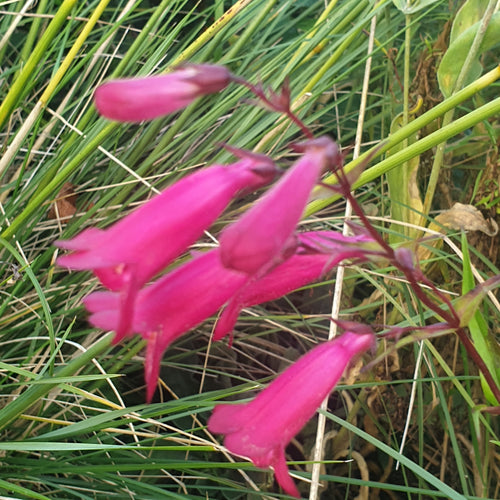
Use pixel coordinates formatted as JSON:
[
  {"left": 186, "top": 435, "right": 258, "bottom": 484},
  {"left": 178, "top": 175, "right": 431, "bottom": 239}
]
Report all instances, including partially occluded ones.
[{"left": 335, "top": 171, "right": 500, "bottom": 403}]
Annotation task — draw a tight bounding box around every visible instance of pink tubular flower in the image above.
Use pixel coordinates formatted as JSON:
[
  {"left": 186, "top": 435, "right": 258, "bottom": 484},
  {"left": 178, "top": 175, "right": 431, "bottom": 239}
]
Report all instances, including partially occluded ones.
[
  {"left": 208, "top": 331, "right": 374, "bottom": 498},
  {"left": 56, "top": 152, "right": 277, "bottom": 337},
  {"left": 213, "top": 230, "right": 383, "bottom": 341},
  {"left": 83, "top": 249, "right": 248, "bottom": 402},
  {"left": 94, "top": 64, "right": 232, "bottom": 122},
  {"left": 218, "top": 136, "right": 342, "bottom": 276}
]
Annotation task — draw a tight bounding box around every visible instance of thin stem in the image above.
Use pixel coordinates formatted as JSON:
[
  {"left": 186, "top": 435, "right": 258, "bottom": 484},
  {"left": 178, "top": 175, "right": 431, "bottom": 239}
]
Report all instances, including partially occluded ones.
[
  {"left": 322, "top": 164, "right": 500, "bottom": 403},
  {"left": 310, "top": 17, "right": 377, "bottom": 500},
  {"left": 403, "top": 14, "right": 411, "bottom": 135}
]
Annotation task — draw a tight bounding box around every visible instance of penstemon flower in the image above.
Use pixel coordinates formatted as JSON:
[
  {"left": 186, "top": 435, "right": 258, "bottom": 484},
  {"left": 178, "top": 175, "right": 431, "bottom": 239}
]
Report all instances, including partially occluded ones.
[
  {"left": 83, "top": 249, "right": 248, "bottom": 402},
  {"left": 218, "top": 136, "right": 342, "bottom": 276},
  {"left": 208, "top": 330, "right": 374, "bottom": 497},
  {"left": 94, "top": 64, "right": 232, "bottom": 122},
  {"left": 48, "top": 61, "right": 500, "bottom": 500},
  {"left": 51, "top": 59, "right": 500, "bottom": 497},
  {"left": 56, "top": 151, "right": 278, "bottom": 338}
]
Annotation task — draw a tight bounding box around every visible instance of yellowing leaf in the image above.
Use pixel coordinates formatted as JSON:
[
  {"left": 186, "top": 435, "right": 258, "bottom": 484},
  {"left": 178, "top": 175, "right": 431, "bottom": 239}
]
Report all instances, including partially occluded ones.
[{"left": 386, "top": 113, "right": 424, "bottom": 244}]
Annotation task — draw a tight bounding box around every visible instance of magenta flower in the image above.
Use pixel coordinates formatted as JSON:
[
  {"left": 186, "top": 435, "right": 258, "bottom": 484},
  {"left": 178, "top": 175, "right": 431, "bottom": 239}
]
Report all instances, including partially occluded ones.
[
  {"left": 219, "top": 136, "right": 342, "bottom": 276},
  {"left": 83, "top": 249, "right": 248, "bottom": 402},
  {"left": 208, "top": 331, "right": 374, "bottom": 497},
  {"left": 56, "top": 152, "right": 277, "bottom": 337},
  {"left": 213, "top": 230, "right": 383, "bottom": 341},
  {"left": 94, "top": 64, "right": 232, "bottom": 122}
]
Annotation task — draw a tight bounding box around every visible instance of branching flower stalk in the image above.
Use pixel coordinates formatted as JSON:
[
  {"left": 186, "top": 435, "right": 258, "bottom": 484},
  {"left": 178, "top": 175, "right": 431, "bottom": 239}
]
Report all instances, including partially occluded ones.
[
  {"left": 236, "top": 69, "right": 500, "bottom": 404},
  {"left": 318, "top": 163, "right": 500, "bottom": 404}
]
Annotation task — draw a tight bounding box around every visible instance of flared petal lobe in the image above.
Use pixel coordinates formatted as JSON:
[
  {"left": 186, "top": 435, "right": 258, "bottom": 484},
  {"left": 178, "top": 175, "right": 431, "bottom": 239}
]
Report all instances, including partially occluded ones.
[
  {"left": 56, "top": 153, "right": 278, "bottom": 293},
  {"left": 219, "top": 136, "right": 342, "bottom": 276},
  {"left": 83, "top": 249, "right": 248, "bottom": 401},
  {"left": 95, "top": 64, "right": 232, "bottom": 122},
  {"left": 208, "top": 331, "right": 374, "bottom": 497}
]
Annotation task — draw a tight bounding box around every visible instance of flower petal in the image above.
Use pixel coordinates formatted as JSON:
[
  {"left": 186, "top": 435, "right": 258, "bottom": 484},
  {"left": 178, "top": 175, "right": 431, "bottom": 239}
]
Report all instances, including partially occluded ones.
[
  {"left": 58, "top": 154, "right": 278, "bottom": 333},
  {"left": 208, "top": 403, "right": 250, "bottom": 434},
  {"left": 208, "top": 331, "right": 374, "bottom": 496},
  {"left": 58, "top": 155, "right": 277, "bottom": 289},
  {"left": 219, "top": 136, "right": 340, "bottom": 276},
  {"left": 85, "top": 249, "right": 249, "bottom": 395},
  {"left": 214, "top": 230, "right": 380, "bottom": 341},
  {"left": 272, "top": 450, "right": 301, "bottom": 498},
  {"left": 144, "top": 331, "right": 163, "bottom": 403},
  {"left": 95, "top": 64, "right": 232, "bottom": 122}
]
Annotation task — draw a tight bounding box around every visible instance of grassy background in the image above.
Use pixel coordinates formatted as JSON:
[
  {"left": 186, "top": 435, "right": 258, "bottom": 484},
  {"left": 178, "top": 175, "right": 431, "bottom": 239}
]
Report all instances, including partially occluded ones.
[{"left": 0, "top": 1, "right": 499, "bottom": 498}]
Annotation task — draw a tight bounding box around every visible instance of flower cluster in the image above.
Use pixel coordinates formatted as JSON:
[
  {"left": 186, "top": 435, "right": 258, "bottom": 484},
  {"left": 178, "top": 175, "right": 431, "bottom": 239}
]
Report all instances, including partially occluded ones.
[
  {"left": 56, "top": 63, "right": 500, "bottom": 497},
  {"left": 57, "top": 65, "right": 382, "bottom": 401}
]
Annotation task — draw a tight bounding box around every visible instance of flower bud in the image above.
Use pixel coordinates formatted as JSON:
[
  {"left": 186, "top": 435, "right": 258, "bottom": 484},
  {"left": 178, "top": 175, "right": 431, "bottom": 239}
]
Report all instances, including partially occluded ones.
[{"left": 95, "top": 64, "right": 232, "bottom": 122}]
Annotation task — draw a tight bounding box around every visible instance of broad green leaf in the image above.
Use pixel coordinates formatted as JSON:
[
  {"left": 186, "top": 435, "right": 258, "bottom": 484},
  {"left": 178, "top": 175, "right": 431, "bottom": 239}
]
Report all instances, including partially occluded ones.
[
  {"left": 438, "top": 12, "right": 500, "bottom": 97},
  {"left": 450, "top": 0, "right": 488, "bottom": 45}
]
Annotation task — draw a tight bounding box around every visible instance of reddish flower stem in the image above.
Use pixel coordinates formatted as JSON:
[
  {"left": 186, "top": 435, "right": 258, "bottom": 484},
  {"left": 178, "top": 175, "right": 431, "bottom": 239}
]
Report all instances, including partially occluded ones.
[
  {"left": 329, "top": 169, "right": 500, "bottom": 402},
  {"left": 233, "top": 72, "right": 500, "bottom": 403}
]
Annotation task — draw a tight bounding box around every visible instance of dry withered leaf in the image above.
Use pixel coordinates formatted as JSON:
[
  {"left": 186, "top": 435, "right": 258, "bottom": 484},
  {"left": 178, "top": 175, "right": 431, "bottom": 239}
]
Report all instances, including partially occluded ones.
[
  {"left": 434, "top": 202, "right": 498, "bottom": 237},
  {"left": 418, "top": 203, "right": 498, "bottom": 268},
  {"left": 48, "top": 182, "right": 77, "bottom": 221}
]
